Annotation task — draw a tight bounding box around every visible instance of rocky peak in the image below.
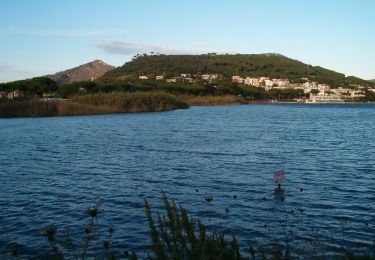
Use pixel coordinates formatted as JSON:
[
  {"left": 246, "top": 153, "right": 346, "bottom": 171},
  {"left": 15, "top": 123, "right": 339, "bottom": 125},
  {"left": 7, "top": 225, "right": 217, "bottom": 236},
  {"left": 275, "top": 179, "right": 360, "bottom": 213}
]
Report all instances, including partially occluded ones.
[{"left": 48, "top": 60, "right": 115, "bottom": 86}]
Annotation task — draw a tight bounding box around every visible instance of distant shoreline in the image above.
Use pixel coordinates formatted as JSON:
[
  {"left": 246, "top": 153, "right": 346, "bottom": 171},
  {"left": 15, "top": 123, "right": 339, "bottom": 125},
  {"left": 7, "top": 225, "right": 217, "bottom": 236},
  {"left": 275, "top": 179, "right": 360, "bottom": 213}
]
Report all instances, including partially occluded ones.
[{"left": 1, "top": 98, "right": 374, "bottom": 119}]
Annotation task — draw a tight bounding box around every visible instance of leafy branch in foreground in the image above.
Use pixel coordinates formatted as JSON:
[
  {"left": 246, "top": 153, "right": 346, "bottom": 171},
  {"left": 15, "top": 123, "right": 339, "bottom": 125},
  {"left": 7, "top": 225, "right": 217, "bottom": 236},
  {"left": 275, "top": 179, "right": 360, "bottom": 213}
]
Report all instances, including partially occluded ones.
[{"left": 144, "top": 191, "right": 240, "bottom": 260}]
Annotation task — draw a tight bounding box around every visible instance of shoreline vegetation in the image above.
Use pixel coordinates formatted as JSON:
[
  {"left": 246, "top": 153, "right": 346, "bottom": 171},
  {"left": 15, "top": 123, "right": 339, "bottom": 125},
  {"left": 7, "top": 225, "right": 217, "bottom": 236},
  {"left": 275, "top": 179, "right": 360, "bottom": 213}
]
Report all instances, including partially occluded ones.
[
  {"left": 1, "top": 94, "right": 374, "bottom": 118},
  {"left": 0, "top": 92, "right": 189, "bottom": 118}
]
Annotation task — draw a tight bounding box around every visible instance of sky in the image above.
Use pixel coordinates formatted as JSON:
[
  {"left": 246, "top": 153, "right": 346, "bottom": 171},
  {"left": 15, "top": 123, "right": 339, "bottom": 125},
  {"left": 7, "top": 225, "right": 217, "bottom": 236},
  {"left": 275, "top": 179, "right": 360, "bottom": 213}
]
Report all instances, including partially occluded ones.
[{"left": 0, "top": 0, "right": 374, "bottom": 82}]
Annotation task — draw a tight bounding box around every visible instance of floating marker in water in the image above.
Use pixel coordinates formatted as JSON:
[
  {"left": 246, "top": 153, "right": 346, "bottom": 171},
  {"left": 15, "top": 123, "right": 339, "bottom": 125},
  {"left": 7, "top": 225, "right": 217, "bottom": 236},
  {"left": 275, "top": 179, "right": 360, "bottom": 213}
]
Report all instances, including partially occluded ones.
[{"left": 274, "top": 170, "right": 285, "bottom": 184}]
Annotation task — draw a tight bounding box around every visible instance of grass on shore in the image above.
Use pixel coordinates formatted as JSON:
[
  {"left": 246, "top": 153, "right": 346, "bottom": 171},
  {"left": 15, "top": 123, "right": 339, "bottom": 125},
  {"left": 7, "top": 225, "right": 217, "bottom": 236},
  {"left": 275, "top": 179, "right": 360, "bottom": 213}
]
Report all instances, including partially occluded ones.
[
  {"left": 0, "top": 92, "right": 188, "bottom": 118},
  {"left": 71, "top": 92, "right": 188, "bottom": 113},
  {"left": 178, "top": 94, "right": 246, "bottom": 106}
]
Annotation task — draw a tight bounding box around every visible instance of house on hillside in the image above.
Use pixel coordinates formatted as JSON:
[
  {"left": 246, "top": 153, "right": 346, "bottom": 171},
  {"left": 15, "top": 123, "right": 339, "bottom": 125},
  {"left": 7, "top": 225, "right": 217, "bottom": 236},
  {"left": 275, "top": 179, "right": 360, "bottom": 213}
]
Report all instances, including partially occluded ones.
[
  {"left": 43, "top": 92, "right": 55, "bottom": 98},
  {"left": 308, "top": 93, "right": 344, "bottom": 103},
  {"left": 155, "top": 75, "right": 164, "bottom": 80},
  {"left": 273, "top": 79, "right": 290, "bottom": 87},
  {"left": 166, "top": 78, "right": 177, "bottom": 83},
  {"left": 264, "top": 79, "right": 274, "bottom": 88},
  {"left": 350, "top": 90, "right": 365, "bottom": 98},
  {"left": 202, "top": 74, "right": 220, "bottom": 81},
  {"left": 317, "top": 84, "right": 331, "bottom": 93},
  {"left": 244, "top": 77, "right": 260, "bottom": 87},
  {"left": 183, "top": 77, "right": 194, "bottom": 83},
  {"left": 7, "top": 90, "right": 23, "bottom": 99},
  {"left": 232, "top": 76, "right": 244, "bottom": 84},
  {"left": 139, "top": 75, "right": 148, "bottom": 80}
]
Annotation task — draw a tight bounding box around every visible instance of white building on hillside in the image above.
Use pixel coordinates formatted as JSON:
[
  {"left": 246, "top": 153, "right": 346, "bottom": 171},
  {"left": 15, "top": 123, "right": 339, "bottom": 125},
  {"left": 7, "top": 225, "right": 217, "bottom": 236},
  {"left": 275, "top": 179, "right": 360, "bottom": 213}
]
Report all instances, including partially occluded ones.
[
  {"left": 264, "top": 79, "right": 274, "bottom": 87},
  {"left": 232, "top": 76, "right": 244, "bottom": 84},
  {"left": 244, "top": 77, "right": 260, "bottom": 87},
  {"left": 307, "top": 93, "right": 344, "bottom": 103},
  {"left": 317, "top": 84, "right": 331, "bottom": 93},
  {"left": 202, "top": 74, "right": 219, "bottom": 81}
]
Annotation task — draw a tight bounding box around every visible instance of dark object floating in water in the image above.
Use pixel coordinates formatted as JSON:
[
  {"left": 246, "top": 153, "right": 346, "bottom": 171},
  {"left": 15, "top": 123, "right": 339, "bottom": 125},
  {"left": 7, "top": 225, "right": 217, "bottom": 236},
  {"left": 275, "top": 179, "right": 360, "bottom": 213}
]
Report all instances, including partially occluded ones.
[
  {"left": 274, "top": 184, "right": 285, "bottom": 201},
  {"left": 204, "top": 196, "right": 213, "bottom": 203}
]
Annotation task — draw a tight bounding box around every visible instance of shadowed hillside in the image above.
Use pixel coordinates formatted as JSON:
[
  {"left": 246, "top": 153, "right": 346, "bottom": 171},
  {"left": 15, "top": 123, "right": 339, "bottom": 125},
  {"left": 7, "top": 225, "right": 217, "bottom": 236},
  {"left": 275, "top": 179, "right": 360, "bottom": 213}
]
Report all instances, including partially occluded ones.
[{"left": 101, "top": 53, "right": 372, "bottom": 88}]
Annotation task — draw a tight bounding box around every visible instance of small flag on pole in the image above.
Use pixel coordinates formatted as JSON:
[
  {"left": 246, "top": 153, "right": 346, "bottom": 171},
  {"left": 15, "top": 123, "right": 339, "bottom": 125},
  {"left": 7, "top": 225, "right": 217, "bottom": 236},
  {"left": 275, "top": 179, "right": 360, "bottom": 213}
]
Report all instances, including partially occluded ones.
[{"left": 274, "top": 170, "right": 285, "bottom": 184}]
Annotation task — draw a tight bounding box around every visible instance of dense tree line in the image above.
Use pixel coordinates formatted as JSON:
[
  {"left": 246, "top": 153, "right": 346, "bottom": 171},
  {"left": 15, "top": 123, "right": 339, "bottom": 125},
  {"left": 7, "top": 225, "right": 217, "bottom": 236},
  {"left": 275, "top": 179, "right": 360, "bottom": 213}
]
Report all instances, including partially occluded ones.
[
  {"left": 0, "top": 77, "right": 57, "bottom": 97},
  {"left": 2, "top": 75, "right": 372, "bottom": 102},
  {"left": 58, "top": 80, "right": 305, "bottom": 101}
]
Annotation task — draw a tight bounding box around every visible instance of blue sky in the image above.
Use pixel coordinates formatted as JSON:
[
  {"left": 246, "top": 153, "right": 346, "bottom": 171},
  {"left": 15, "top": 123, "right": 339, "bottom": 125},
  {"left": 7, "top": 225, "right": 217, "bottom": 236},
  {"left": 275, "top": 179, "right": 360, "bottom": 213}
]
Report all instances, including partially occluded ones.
[{"left": 0, "top": 0, "right": 374, "bottom": 82}]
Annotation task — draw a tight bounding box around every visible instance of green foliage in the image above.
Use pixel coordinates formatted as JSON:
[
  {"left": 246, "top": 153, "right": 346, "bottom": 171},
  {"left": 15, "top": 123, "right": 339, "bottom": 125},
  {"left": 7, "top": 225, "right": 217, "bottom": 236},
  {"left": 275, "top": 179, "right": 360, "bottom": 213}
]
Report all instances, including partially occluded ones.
[
  {"left": 345, "top": 76, "right": 374, "bottom": 88},
  {"left": 362, "top": 90, "right": 375, "bottom": 102},
  {"left": 57, "top": 80, "right": 304, "bottom": 102},
  {"left": 59, "top": 83, "right": 80, "bottom": 98},
  {"left": 0, "top": 92, "right": 188, "bottom": 118},
  {"left": 0, "top": 77, "right": 57, "bottom": 97},
  {"left": 71, "top": 92, "right": 189, "bottom": 112},
  {"left": 145, "top": 192, "right": 241, "bottom": 260},
  {"left": 267, "top": 88, "right": 304, "bottom": 100},
  {"left": 101, "top": 54, "right": 373, "bottom": 88}
]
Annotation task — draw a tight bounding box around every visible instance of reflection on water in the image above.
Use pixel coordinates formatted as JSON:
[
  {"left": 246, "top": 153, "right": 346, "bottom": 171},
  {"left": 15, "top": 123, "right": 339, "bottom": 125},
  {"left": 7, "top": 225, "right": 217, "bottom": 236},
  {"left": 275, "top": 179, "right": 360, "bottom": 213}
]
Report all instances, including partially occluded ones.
[{"left": 0, "top": 104, "right": 374, "bottom": 257}]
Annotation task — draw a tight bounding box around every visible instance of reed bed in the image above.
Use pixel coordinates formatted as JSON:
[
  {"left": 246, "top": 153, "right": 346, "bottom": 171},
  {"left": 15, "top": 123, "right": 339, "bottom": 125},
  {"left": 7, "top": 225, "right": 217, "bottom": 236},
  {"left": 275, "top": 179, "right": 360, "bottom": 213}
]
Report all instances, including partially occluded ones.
[
  {"left": 71, "top": 92, "right": 188, "bottom": 113},
  {"left": 178, "top": 95, "right": 246, "bottom": 106},
  {"left": 0, "top": 92, "right": 188, "bottom": 118}
]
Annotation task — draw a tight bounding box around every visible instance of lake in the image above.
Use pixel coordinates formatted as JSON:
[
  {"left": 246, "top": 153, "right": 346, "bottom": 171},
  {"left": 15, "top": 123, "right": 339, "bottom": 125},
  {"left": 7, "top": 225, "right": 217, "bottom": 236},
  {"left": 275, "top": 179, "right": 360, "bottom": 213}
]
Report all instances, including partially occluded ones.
[{"left": 0, "top": 104, "right": 374, "bottom": 257}]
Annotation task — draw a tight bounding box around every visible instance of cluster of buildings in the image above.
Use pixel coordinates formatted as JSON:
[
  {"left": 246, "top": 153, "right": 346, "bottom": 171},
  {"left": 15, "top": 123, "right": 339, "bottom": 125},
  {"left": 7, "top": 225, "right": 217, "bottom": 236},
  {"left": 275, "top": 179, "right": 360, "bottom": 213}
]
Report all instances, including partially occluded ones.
[
  {"left": 138, "top": 73, "right": 375, "bottom": 102},
  {"left": 232, "top": 76, "right": 290, "bottom": 90},
  {"left": 0, "top": 90, "right": 58, "bottom": 100},
  {"left": 0, "top": 90, "right": 23, "bottom": 100},
  {"left": 232, "top": 76, "right": 375, "bottom": 102},
  {"left": 139, "top": 73, "right": 221, "bottom": 84}
]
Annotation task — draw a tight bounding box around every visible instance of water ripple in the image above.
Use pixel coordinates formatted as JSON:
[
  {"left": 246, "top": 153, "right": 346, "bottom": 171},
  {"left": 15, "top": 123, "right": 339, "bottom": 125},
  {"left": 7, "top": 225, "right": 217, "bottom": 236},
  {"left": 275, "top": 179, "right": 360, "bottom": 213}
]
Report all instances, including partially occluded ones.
[{"left": 0, "top": 104, "right": 374, "bottom": 257}]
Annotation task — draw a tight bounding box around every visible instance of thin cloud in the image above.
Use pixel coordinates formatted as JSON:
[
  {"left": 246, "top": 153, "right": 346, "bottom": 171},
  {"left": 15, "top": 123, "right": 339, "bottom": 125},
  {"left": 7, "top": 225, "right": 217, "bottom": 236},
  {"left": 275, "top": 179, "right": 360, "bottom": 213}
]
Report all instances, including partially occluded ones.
[
  {"left": 95, "top": 41, "right": 195, "bottom": 55},
  {"left": 0, "top": 64, "right": 12, "bottom": 73},
  {"left": 95, "top": 41, "right": 235, "bottom": 56},
  {"left": 0, "top": 63, "right": 33, "bottom": 82}
]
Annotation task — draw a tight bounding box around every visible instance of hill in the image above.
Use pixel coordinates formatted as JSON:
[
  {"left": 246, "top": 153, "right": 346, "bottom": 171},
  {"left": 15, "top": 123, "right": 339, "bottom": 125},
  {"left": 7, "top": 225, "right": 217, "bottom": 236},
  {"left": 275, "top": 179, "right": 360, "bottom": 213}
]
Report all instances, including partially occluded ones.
[
  {"left": 49, "top": 60, "right": 114, "bottom": 86},
  {"left": 102, "top": 54, "right": 373, "bottom": 88}
]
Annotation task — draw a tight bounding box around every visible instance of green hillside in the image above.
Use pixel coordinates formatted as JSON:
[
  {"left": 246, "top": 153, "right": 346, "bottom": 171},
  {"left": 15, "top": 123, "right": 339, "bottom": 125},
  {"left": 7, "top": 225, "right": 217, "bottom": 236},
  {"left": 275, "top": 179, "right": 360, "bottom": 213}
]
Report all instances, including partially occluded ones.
[{"left": 102, "top": 53, "right": 373, "bottom": 88}]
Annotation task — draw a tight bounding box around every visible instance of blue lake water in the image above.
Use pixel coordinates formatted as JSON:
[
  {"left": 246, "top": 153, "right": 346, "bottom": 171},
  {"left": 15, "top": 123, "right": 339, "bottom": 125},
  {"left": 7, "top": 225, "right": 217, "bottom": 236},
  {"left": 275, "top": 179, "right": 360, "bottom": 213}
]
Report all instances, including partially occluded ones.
[{"left": 0, "top": 104, "right": 374, "bottom": 257}]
